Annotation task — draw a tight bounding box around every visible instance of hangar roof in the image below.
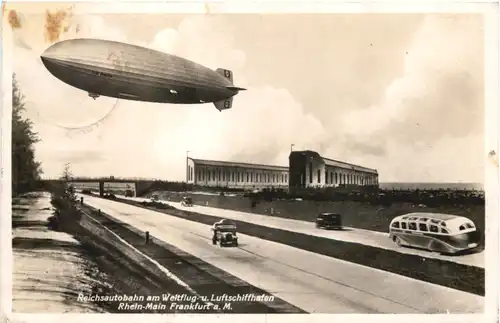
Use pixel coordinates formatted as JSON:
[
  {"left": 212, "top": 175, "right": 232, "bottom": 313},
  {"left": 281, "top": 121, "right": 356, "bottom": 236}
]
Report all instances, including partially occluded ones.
[
  {"left": 323, "top": 157, "right": 378, "bottom": 174},
  {"left": 189, "top": 158, "right": 288, "bottom": 172},
  {"left": 290, "top": 150, "right": 378, "bottom": 174}
]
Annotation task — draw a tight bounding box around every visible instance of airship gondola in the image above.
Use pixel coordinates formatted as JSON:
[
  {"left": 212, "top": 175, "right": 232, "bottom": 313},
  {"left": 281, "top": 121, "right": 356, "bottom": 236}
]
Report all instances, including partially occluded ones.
[{"left": 40, "top": 38, "right": 246, "bottom": 111}]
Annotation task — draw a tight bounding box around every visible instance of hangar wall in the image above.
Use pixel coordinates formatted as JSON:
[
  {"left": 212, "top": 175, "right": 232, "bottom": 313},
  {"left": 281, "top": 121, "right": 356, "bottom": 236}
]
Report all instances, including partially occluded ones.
[{"left": 187, "top": 158, "right": 288, "bottom": 190}]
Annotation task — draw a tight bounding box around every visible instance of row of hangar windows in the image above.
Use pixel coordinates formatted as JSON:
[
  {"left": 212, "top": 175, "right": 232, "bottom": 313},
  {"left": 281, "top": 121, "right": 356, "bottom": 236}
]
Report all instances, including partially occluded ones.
[
  {"left": 310, "top": 168, "right": 377, "bottom": 186},
  {"left": 188, "top": 166, "right": 288, "bottom": 184}
]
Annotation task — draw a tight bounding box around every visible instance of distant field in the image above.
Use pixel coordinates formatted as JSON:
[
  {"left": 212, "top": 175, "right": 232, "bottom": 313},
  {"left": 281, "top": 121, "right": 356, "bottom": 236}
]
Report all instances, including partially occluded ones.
[
  {"left": 151, "top": 191, "right": 486, "bottom": 245},
  {"left": 379, "top": 182, "right": 483, "bottom": 190}
]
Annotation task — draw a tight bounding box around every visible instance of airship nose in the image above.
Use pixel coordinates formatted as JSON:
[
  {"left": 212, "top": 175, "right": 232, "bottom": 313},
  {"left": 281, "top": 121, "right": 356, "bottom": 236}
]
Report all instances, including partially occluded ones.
[
  {"left": 40, "top": 44, "right": 57, "bottom": 62},
  {"left": 40, "top": 51, "right": 51, "bottom": 64},
  {"left": 40, "top": 49, "right": 59, "bottom": 68},
  {"left": 40, "top": 54, "right": 52, "bottom": 69},
  {"left": 39, "top": 51, "right": 61, "bottom": 74}
]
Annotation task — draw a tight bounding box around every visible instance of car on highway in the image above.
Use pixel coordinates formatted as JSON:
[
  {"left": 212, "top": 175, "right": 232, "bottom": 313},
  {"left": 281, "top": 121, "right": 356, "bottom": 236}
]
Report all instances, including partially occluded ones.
[
  {"left": 389, "top": 212, "right": 481, "bottom": 254},
  {"left": 180, "top": 197, "right": 193, "bottom": 207},
  {"left": 316, "top": 212, "right": 342, "bottom": 230},
  {"left": 103, "top": 192, "right": 117, "bottom": 200},
  {"left": 212, "top": 219, "right": 238, "bottom": 247}
]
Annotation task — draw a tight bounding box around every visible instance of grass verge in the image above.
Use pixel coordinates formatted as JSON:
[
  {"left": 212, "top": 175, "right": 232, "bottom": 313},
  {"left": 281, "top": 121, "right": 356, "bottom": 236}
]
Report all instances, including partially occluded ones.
[{"left": 48, "top": 186, "right": 209, "bottom": 312}]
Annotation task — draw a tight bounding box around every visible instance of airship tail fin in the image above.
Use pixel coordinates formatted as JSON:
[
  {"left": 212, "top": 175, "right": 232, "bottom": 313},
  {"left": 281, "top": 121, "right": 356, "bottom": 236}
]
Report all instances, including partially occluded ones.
[
  {"left": 216, "top": 68, "right": 234, "bottom": 84},
  {"left": 214, "top": 97, "right": 233, "bottom": 112}
]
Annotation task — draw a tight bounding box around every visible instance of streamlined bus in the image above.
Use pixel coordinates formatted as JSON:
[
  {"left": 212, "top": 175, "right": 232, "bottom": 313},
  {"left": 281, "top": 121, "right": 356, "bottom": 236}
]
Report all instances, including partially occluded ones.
[{"left": 389, "top": 213, "right": 481, "bottom": 254}]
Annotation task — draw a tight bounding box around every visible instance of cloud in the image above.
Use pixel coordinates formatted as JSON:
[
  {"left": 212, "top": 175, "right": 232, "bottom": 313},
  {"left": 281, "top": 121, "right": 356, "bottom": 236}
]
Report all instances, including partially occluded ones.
[
  {"left": 338, "top": 15, "right": 483, "bottom": 156},
  {"left": 377, "top": 133, "right": 484, "bottom": 183},
  {"left": 52, "top": 150, "right": 105, "bottom": 164},
  {"left": 11, "top": 11, "right": 326, "bottom": 180}
]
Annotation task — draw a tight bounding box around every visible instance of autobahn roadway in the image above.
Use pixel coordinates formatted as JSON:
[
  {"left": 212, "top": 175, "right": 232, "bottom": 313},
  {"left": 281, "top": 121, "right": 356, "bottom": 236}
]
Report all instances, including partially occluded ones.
[
  {"left": 82, "top": 194, "right": 483, "bottom": 314},
  {"left": 119, "top": 195, "right": 484, "bottom": 269}
]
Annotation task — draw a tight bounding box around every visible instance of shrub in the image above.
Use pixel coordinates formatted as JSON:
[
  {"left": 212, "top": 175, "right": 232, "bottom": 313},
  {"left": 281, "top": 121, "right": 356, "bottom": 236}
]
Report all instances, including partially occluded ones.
[{"left": 49, "top": 164, "right": 82, "bottom": 232}]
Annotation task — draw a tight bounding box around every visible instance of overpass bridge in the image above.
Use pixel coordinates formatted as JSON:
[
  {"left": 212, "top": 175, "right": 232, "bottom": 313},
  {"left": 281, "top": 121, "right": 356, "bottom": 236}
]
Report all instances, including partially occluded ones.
[{"left": 40, "top": 177, "right": 159, "bottom": 197}]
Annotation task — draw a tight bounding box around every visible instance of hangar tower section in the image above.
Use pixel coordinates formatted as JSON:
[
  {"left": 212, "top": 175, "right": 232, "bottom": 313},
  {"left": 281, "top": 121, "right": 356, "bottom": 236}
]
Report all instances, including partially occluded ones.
[{"left": 288, "top": 150, "right": 378, "bottom": 190}]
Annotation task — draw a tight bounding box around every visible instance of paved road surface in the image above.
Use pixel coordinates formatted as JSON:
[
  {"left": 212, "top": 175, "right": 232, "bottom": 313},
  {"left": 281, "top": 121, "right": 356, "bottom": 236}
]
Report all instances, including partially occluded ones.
[
  {"left": 119, "top": 195, "right": 484, "bottom": 268},
  {"left": 82, "top": 195, "right": 483, "bottom": 314}
]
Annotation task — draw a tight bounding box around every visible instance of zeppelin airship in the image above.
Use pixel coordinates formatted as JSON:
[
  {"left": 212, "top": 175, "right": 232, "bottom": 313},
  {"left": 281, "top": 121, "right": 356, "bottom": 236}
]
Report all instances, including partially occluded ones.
[{"left": 40, "top": 38, "right": 246, "bottom": 111}]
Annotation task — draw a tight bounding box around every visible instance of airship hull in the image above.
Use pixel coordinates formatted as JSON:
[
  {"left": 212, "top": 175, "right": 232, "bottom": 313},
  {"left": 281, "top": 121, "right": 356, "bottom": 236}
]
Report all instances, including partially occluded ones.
[{"left": 40, "top": 39, "right": 244, "bottom": 105}]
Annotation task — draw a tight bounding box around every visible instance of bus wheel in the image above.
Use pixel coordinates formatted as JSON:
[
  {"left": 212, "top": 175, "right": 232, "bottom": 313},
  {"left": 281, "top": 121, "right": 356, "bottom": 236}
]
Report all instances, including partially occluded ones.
[{"left": 393, "top": 236, "right": 402, "bottom": 247}]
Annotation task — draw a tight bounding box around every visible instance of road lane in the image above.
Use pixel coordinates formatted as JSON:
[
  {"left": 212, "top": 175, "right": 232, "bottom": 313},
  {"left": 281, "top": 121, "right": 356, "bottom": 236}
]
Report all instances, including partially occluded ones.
[
  {"left": 83, "top": 195, "right": 483, "bottom": 314},
  {"left": 119, "top": 195, "right": 483, "bottom": 268}
]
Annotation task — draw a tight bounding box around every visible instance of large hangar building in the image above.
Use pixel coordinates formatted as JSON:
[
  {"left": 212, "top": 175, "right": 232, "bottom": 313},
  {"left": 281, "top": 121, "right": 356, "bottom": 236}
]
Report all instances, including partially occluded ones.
[
  {"left": 186, "top": 158, "right": 289, "bottom": 190},
  {"left": 186, "top": 150, "right": 378, "bottom": 190},
  {"left": 289, "top": 150, "right": 378, "bottom": 189}
]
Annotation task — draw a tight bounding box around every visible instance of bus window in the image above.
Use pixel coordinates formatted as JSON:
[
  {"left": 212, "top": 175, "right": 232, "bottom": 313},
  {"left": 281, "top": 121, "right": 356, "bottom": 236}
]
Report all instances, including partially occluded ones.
[
  {"left": 391, "top": 222, "right": 400, "bottom": 229},
  {"left": 418, "top": 223, "right": 428, "bottom": 232},
  {"left": 429, "top": 225, "right": 438, "bottom": 233},
  {"left": 401, "top": 222, "right": 407, "bottom": 229},
  {"left": 408, "top": 222, "right": 417, "bottom": 230},
  {"left": 459, "top": 225, "right": 465, "bottom": 231},
  {"left": 465, "top": 223, "right": 475, "bottom": 229},
  {"left": 440, "top": 227, "right": 450, "bottom": 234}
]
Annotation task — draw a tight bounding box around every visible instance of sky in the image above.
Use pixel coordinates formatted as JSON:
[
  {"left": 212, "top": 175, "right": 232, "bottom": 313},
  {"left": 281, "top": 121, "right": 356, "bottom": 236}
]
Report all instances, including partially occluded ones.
[{"left": 3, "top": 4, "right": 485, "bottom": 183}]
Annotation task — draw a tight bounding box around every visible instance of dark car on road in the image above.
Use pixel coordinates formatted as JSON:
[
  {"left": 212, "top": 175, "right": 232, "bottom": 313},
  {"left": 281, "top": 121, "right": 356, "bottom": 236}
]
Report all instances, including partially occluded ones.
[
  {"left": 181, "top": 197, "right": 193, "bottom": 207},
  {"left": 316, "top": 212, "right": 342, "bottom": 230},
  {"left": 212, "top": 219, "right": 238, "bottom": 247}
]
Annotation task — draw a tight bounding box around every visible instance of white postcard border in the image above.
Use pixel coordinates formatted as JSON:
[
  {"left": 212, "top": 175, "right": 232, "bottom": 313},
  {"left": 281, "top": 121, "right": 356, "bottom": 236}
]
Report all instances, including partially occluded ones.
[{"left": 1, "top": 1, "right": 498, "bottom": 323}]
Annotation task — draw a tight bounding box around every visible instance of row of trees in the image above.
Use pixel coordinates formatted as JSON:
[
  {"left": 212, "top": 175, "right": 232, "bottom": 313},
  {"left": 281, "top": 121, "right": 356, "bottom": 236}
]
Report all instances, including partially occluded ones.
[
  {"left": 12, "top": 74, "right": 43, "bottom": 196},
  {"left": 246, "top": 187, "right": 484, "bottom": 206}
]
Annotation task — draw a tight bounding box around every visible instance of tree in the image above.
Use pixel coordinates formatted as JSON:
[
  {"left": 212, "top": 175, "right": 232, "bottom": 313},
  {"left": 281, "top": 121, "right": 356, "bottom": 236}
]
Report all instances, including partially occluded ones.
[
  {"left": 50, "top": 163, "right": 76, "bottom": 205},
  {"left": 60, "top": 163, "right": 77, "bottom": 203},
  {"left": 11, "top": 74, "right": 43, "bottom": 196},
  {"left": 49, "top": 163, "right": 81, "bottom": 231}
]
